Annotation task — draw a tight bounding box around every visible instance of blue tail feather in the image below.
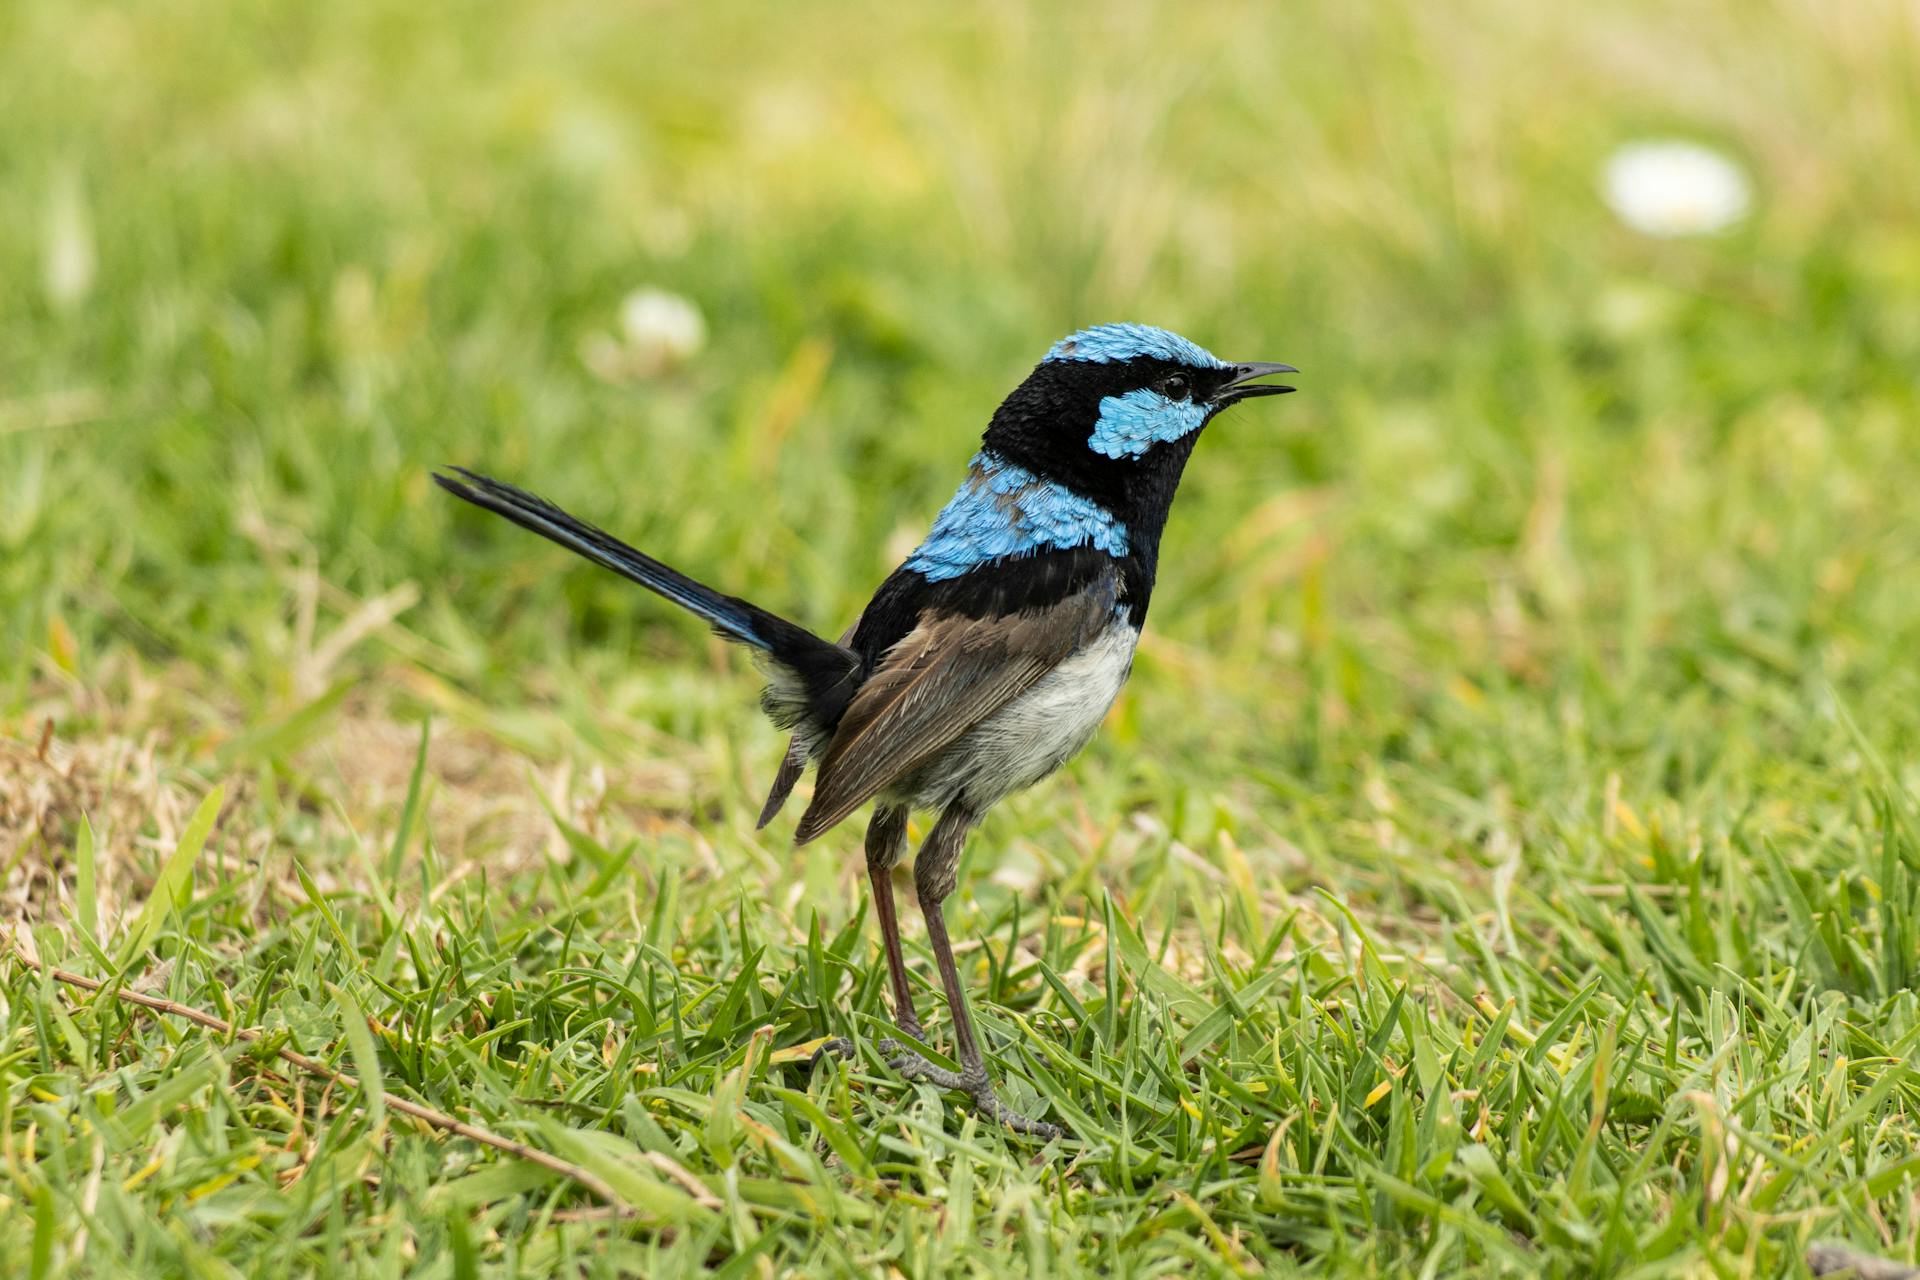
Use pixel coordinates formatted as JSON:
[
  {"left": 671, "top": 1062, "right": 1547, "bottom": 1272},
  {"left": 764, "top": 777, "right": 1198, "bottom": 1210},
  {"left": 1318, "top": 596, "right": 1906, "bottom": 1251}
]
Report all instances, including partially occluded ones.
[
  {"left": 435, "top": 467, "right": 768, "bottom": 648},
  {"left": 434, "top": 469, "right": 862, "bottom": 733}
]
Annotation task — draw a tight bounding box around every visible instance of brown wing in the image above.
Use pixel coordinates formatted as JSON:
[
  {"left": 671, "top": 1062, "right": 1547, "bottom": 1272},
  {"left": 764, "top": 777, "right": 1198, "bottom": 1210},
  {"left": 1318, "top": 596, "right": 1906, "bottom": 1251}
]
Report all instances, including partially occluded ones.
[{"left": 792, "top": 584, "right": 1115, "bottom": 843}]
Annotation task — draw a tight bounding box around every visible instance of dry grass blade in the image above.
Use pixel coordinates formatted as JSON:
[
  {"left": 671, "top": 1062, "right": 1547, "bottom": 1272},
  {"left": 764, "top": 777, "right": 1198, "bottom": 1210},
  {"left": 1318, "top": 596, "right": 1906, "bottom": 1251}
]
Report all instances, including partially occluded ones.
[
  {"left": 8, "top": 950, "right": 637, "bottom": 1216},
  {"left": 1808, "top": 1243, "right": 1920, "bottom": 1280}
]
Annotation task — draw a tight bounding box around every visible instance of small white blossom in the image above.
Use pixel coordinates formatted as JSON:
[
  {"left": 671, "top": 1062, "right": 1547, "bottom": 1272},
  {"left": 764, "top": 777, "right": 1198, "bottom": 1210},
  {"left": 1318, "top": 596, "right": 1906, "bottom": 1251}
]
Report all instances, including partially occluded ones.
[
  {"left": 1602, "top": 141, "right": 1751, "bottom": 238},
  {"left": 620, "top": 288, "right": 706, "bottom": 364},
  {"left": 581, "top": 287, "right": 708, "bottom": 382}
]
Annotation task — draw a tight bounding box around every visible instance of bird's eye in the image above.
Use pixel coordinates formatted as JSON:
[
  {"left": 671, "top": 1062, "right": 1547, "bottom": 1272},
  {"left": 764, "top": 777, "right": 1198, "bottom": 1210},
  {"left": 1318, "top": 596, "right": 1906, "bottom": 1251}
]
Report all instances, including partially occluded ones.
[{"left": 1157, "top": 373, "right": 1191, "bottom": 399}]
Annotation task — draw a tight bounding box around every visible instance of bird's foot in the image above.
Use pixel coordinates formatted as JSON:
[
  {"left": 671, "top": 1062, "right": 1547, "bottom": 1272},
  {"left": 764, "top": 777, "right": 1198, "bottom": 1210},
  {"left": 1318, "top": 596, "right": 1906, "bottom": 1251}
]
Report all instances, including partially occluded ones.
[
  {"left": 968, "top": 1083, "right": 1064, "bottom": 1142},
  {"left": 879, "top": 1039, "right": 1063, "bottom": 1142},
  {"left": 807, "top": 1037, "right": 855, "bottom": 1070},
  {"left": 877, "top": 1038, "right": 968, "bottom": 1089}
]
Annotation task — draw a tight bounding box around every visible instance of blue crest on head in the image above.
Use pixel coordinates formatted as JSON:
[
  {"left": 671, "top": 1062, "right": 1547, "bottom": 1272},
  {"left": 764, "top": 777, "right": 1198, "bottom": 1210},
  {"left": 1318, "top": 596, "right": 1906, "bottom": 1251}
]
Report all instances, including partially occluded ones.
[
  {"left": 905, "top": 453, "right": 1130, "bottom": 582},
  {"left": 1045, "top": 323, "right": 1227, "bottom": 369}
]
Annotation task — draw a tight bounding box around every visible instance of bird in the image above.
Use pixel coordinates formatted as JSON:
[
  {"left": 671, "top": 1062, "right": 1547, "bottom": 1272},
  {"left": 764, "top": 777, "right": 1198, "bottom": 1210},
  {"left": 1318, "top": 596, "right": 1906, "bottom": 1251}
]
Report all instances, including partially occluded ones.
[{"left": 435, "top": 323, "right": 1296, "bottom": 1141}]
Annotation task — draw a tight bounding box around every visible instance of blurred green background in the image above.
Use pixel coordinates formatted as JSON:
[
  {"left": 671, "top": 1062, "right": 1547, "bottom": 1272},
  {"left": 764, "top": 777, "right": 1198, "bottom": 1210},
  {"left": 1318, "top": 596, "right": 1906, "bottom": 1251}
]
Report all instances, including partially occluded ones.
[
  {"left": 7, "top": 1, "right": 1920, "bottom": 1274},
  {"left": 9, "top": 0, "right": 1917, "bottom": 751}
]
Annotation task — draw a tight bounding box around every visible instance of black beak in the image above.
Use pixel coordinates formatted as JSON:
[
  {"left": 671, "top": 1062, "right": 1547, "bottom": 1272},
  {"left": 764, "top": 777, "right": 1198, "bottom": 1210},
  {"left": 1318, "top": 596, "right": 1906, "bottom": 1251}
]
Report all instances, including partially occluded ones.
[{"left": 1213, "top": 361, "right": 1299, "bottom": 405}]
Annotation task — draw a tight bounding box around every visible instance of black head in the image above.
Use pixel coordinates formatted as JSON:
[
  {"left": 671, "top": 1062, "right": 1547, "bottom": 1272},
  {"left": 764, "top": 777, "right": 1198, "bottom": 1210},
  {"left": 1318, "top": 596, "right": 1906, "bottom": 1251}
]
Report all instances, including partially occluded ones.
[{"left": 978, "top": 323, "right": 1296, "bottom": 534}]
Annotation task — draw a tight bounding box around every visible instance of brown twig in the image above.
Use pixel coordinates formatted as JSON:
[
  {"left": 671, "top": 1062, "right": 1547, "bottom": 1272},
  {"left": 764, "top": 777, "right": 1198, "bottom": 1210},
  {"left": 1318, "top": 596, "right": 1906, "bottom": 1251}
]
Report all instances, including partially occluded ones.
[
  {"left": 1808, "top": 1242, "right": 1920, "bottom": 1280},
  {"left": 11, "top": 953, "right": 636, "bottom": 1214}
]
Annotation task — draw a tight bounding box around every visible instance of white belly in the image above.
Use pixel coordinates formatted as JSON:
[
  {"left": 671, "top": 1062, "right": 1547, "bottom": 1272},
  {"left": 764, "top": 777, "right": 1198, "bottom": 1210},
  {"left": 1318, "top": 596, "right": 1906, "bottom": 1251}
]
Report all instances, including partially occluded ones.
[{"left": 905, "top": 620, "right": 1139, "bottom": 813}]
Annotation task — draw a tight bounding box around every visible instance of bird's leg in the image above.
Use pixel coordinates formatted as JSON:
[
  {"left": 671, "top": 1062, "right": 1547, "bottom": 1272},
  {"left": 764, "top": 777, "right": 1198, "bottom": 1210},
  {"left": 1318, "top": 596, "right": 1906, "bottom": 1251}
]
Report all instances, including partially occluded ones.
[
  {"left": 886, "top": 805, "right": 1063, "bottom": 1141},
  {"left": 812, "top": 806, "right": 915, "bottom": 1067},
  {"left": 865, "top": 806, "right": 925, "bottom": 1047}
]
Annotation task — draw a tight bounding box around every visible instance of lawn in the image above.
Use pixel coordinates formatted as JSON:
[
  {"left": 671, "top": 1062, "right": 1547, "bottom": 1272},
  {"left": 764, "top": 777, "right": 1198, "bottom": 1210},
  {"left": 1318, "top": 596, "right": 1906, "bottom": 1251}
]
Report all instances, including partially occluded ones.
[{"left": 6, "top": 0, "right": 1920, "bottom": 1275}]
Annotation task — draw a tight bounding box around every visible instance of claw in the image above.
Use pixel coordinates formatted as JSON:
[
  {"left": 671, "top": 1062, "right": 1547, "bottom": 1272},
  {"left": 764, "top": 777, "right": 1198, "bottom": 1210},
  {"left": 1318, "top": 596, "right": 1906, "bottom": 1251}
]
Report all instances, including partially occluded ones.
[
  {"left": 883, "top": 1042, "right": 1063, "bottom": 1141},
  {"left": 969, "top": 1083, "right": 1064, "bottom": 1141},
  {"left": 881, "top": 1041, "right": 971, "bottom": 1091}
]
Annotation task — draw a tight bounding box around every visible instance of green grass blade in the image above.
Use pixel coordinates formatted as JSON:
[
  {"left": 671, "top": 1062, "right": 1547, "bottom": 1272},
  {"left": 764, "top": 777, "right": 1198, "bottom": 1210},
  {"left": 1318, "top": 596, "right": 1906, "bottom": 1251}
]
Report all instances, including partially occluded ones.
[{"left": 118, "top": 783, "right": 225, "bottom": 965}]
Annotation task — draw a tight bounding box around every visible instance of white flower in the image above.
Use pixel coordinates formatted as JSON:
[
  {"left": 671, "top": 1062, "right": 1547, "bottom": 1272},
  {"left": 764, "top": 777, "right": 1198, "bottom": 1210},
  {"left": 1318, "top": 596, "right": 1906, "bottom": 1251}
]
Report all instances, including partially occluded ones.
[
  {"left": 582, "top": 287, "right": 708, "bottom": 382},
  {"left": 1602, "top": 141, "right": 1751, "bottom": 237},
  {"left": 620, "top": 288, "right": 706, "bottom": 365}
]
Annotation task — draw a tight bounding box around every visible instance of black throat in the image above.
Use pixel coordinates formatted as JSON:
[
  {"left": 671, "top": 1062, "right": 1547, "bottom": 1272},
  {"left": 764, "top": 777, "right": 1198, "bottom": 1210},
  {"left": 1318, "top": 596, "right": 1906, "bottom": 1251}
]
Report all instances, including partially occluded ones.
[{"left": 978, "top": 355, "right": 1225, "bottom": 596}]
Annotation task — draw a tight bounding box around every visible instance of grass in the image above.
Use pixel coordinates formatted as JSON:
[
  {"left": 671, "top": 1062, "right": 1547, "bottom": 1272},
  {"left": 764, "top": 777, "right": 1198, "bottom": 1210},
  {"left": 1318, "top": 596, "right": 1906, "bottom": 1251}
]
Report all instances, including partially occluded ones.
[{"left": 6, "top": 0, "right": 1920, "bottom": 1273}]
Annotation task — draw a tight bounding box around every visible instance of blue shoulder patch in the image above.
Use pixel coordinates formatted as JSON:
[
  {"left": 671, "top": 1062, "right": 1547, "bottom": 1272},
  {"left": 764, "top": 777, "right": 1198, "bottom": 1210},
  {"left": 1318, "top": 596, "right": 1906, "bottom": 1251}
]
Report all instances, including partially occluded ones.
[
  {"left": 1087, "top": 387, "right": 1211, "bottom": 459},
  {"left": 1045, "top": 323, "right": 1226, "bottom": 369},
  {"left": 905, "top": 453, "right": 1130, "bottom": 582}
]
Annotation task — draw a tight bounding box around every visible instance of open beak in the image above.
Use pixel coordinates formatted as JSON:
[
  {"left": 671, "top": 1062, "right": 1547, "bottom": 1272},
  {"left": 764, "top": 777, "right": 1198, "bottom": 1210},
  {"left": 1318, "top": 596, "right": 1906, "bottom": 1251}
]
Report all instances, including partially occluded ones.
[{"left": 1213, "top": 361, "right": 1298, "bottom": 405}]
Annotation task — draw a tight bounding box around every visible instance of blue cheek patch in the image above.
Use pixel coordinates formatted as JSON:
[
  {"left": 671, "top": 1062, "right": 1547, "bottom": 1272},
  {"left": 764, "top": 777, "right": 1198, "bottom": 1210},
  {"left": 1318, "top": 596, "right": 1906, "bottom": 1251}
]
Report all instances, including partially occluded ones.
[
  {"left": 906, "top": 454, "right": 1130, "bottom": 582},
  {"left": 1046, "top": 324, "right": 1227, "bottom": 369},
  {"left": 1086, "top": 388, "right": 1210, "bottom": 459}
]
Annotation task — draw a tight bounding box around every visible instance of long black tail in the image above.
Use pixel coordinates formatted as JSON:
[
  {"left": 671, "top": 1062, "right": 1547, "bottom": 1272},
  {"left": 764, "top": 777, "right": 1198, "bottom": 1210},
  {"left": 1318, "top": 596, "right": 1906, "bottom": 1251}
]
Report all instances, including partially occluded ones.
[{"left": 434, "top": 467, "right": 860, "bottom": 726}]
